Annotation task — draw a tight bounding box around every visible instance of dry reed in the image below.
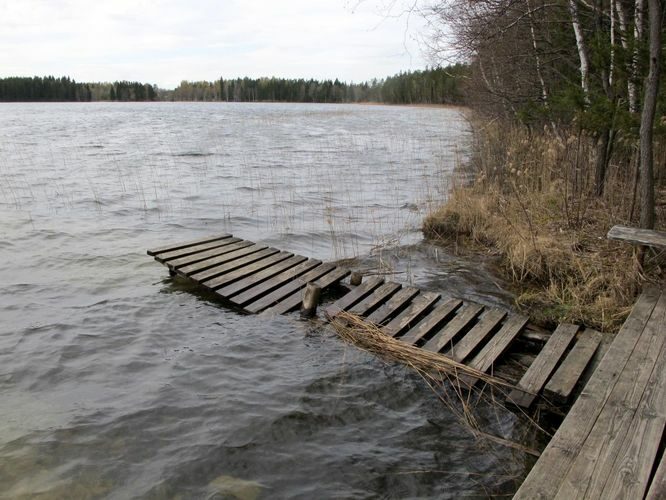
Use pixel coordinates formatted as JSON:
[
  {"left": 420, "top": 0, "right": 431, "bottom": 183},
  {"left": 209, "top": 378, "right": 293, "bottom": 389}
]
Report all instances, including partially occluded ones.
[
  {"left": 328, "top": 310, "right": 545, "bottom": 457},
  {"left": 423, "top": 120, "right": 666, "bottom": 332}
]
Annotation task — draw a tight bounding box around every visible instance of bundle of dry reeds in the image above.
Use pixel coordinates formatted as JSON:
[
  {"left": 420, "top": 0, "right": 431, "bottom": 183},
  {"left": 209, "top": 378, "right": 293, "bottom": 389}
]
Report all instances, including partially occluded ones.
[{"left": 328, "top": 310, "right": 544, "bottom": 457}]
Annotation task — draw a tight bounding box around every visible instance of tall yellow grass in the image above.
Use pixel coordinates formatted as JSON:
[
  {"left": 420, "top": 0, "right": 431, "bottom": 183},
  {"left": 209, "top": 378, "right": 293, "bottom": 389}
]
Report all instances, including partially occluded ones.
[{"left": 424, "top": 120, "right": 666, "bottom": 331}]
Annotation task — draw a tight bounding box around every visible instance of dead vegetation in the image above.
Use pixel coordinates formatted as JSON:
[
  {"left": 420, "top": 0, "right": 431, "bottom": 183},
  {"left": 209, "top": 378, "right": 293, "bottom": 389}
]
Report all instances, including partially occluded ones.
[{"left": 423, "top": 120, "right": 666, "bottom": 332}]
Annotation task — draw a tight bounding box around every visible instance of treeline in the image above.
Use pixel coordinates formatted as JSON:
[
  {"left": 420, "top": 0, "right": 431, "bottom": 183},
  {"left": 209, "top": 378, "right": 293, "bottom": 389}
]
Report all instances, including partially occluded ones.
[
  {"left": 0, "top": 76, "right": 157, "bottom": 102},
  {"left": 0, "top": 67, "right": 466, "bottom": 105},
  {"left": 166, "top": 65, "right": 466, "bottom": 104}
]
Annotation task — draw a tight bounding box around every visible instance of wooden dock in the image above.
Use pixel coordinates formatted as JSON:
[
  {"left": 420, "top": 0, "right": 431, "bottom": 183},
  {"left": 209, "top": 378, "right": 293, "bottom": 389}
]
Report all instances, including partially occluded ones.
[
  {"left": 148, "top": 233, "right": 600, "bottom": 405},
  {"left": 514, "top": 288, "right": 666, "bottom": 499},
  {"left": 148, "top": 233, "right": 665, "bottom": 499}
]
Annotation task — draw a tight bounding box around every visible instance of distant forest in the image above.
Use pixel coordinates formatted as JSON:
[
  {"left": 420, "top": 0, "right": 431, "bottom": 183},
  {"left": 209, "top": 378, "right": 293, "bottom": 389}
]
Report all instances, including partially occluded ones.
[{"left": 0, "top": 66, "right": 466, "bottom": 105}]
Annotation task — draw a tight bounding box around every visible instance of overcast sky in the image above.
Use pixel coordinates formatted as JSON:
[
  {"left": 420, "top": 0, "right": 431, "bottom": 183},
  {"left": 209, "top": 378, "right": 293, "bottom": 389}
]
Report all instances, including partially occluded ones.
[{"left": 0, "top": 0, "right": 430, "bottom": 88}]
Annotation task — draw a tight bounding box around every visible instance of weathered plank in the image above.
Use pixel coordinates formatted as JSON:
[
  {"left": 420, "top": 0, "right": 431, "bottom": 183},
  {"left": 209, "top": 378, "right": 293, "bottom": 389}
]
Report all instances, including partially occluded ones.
[
  {"left": 507, "top": 323, "right": 579, "bottom": 408},
  {"left": 447, "top": 308, "right": 507, "bottom": 363},
  {"left": 154, "top": 236, "right": 239, "bottom": 263},
  {"left": 147, "top": 233, "right": 232, "bottom": 256},
  {"left": 544, "top": 329, "right": 602, "bottom": 405},
  {"left": 552, "top": 292, "right": 666, "bottom": 499},
  {"left": 230, "top": 258, "right": 322, "bottom": 306},
  {"left": 461, "top": 314, "right": 528, "bottom": 388},
  {"left": 645, "top": 451, "right": 666, "bottom": 500},
  {"left": 382, "top": 292, "right": 440, "bottom": 337},
  {"left": 325, "top": 276, "right": 385, "bottom": 317},
  {"left": 244, "top": 264, "right": 335, "bottom": 313},
  {"left": 607, "top": 224, "right": 666, "bottom": 249},
  {"left": 263, "top": 267, "right": 350, "bottom": 316},
  {"left": 202, "top": 251, "right": 295, "bottom": 290},
  {"left": 348, "top": 282, "right": 402, "bottom": 316},
  {"left": 216, "top": 255, "right": 308, "bottom": 298},
  {"left": 366, "top": 287, "right": 421, "bottom": 325},
  {"left": 166, "top": 240, "right": 254, "bottom": 270},
  {"left": 399, "top": 298, "right": 463, "bottom": 346},
  {"left": 175, "top": 243, "right": 267, "bottom": 275},
  {"left": 187, "top": 247, "right": 280, "bottom": 283},
  {"left": 422, "top": 303, "right": 484, "bottom": 353},
  {"left": 599, "top": 347, "right": 666, "bottom": 500},
  {"left": 514, "top": 288, "right": 661, "bottom": 500}
]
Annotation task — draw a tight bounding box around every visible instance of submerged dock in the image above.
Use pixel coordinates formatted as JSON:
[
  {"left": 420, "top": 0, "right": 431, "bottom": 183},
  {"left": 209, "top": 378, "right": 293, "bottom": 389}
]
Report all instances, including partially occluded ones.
[{"left": 148, "top": 232, "right": 665, "bottom": 499}]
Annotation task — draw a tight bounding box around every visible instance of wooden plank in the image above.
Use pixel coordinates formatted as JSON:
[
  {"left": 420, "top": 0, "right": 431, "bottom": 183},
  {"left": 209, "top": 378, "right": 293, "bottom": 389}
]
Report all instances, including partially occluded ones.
[
  {"left": 552, "top": 293, "right": 666, "bottom": 499},
  {"left": 263, "top": 267, "right": 350, "bottom": 316},
  {"left": 544, "top": 329, "right": 602, "bottom": 405},
  {"left": 244, "top": 264, "right": 335, "bottom": 313},
  {"left": 187, "top": 247, "right": 280, "bottom": 283},
  {"left": 229, "top": 258, "right": 322, "bottom": 306},
  {"left": 514, "top": 289, "right": 661, "bottom": 500},
  {"left": 461, "top": 314, "right": 528, "bottom": 388},
  {"left": 447, "top": 308, "right": 507, "bottom": 363},
  {"left": 507, "top": 323, "right": 579, "bottom": 408},
  {"left": 175, "top": 243, "right": 266, "bottom": 275},
  {"left": 325, "top": 277, "right": 385, "bottom": 317},
  {"left": 607, "top": 225, "right": 666, "bottom": 249},
  {"left": 399, "top": 298, "right": 463, "bottom": 345},
  {"left": 645, "top": 452, "right": 666, "bottom": 500},
  {"left": 348, "top": 282, "right": 402, "bottom": 316},
  {"left": 216, "top": 255, "right": 308, "bottom": 298},
  {"left": 166, "top": 240, "right": 254, "bottom": 270},
  {"left": 367, "top": 287, "right": 421, "bottom": 325},
  {"left": 599, "top": 339, "right": 666, "bottom": 500},
  {"left": 422, "top": 303, "right": 484, "bottom": 353},
  {"left": 154, "top": 237, "right": 239, "bottom": 263},
  {"left": 382, "top": 292, "right": 440, "bottom": 337},
  {"left": 147, "top": 233, "right": 232, "bottom": 256},
  {"left": 202, "top": 251, "right": 294, "bottom": 290}
]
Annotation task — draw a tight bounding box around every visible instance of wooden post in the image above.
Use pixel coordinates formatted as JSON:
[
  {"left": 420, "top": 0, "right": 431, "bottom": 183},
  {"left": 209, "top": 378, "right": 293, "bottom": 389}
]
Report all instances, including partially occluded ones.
[
  {"left": 350, "top": 271, "right": 363, "bottom": 286},
  {"left": 301, "top": 283, "right": 322, "bottom": 318}
]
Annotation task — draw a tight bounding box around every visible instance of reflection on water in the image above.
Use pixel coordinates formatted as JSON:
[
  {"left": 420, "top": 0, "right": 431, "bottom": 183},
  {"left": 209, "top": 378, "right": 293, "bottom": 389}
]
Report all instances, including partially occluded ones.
[{"left": 0, "top": 102, "right": 530, "bottom": 498}]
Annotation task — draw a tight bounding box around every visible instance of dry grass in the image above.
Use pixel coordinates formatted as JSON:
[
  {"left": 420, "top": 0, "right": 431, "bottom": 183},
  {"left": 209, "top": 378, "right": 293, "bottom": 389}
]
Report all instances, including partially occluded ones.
[
  {"left": 328, "top": 311, "right": 545, "bottom": 457},
  {"left": 423, "top": 121, "right": 666, "bottom": 332}
]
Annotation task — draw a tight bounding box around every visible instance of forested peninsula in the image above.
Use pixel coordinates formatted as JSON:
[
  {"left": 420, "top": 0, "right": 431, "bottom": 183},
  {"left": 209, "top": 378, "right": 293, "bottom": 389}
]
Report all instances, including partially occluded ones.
[{"left": 0, "top": 66, "right": 465, "bottom": 105}]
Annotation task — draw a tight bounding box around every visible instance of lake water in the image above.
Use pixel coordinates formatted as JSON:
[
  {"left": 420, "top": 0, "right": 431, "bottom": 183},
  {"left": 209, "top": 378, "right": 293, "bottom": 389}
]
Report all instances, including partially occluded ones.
[{"left": 0, "top": 102, "right": 532, "bottom": 498}]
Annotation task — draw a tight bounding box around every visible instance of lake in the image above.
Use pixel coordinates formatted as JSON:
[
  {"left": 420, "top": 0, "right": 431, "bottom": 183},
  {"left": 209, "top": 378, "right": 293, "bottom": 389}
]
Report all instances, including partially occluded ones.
[{"left": 0, "top": 102, "right": 530, "bottom": 498}]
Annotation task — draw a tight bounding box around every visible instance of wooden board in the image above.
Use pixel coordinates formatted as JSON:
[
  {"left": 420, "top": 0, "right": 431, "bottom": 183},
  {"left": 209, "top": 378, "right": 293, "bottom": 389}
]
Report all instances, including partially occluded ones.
[
  {"left": 202, "top": 251, "right": 295, "bottom": 290},
  {"left": 187, "top": 247, "right": 280, "bottom": 283},
  {"left": 216, "top": 255, "right": 308, "bottom": 298},
  {"left": 399, "top": 298, "right": 463, "bottom": 345},
  {"left": 544, "top": 329, "right": 602, "bottom": 405},
  {"left": 325, "top": 277, "right": 385, "bottom": 317},
  {"left": 382, "top": 292, "right": 440, "bottom": 337},
  {"left": 646, "top": 452, "right": 666, "bottom": 500},
  {"left": 366, "top": 287, "right": 421, "bottom": 325},
  {"left": 154, "top": 236, "right": 239, "bottom": 263},
  {"left": 552, "top": 292, "right": 666, "bottom": 499},
  {"left": 422, "top": 303, "right": 484, "bottom": 353},
  {"left": 461, "top": 314, "right": 528, "bottom": 388},
  {"left": 607, "top": 225, "right": 666, "bottom": 249},
  {"left": 147, "top": 233, "right": 232, "bottom": 256},
  {"left": 263, "top": 267, "right": 350, "bottom": 316},
  {"left": 348, "top": 282, "right": 402, "bottom": 316},
  {"left": 230, "top": 258, "right": 322, "bottom": 306},
  {"left": 447, "top": 308, "right": 507, "bottom": 363},
  {"left": 175, "top": 243, "right": 267, "bottom": 275},
  {"left": 507, "top": 323, "right": 579, "bottom": 408},
  {"left": 166, "top": 240, "right": 254, "bottom": 270},
  {"left": 513, "top": 289, "right": 661, "bottom": 500},
  {"left": 244, "top": 264, "right": 335, "bottom": 313}
]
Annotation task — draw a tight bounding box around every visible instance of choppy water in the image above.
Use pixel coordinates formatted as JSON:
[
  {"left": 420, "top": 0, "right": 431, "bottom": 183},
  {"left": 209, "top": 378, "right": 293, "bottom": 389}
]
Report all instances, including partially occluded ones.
[{"left": 0, "top": 102, "right": 532, "bottom": 499}]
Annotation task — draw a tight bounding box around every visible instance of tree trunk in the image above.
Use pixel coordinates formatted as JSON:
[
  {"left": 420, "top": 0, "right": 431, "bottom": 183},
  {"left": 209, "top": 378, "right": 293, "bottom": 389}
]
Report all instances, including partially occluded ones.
[
  {"left": 569, "top": 0, "right": 591, "bottom": 103},
  {"left": 638, "top": 0, "right": 662, "bottom": 229}
]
